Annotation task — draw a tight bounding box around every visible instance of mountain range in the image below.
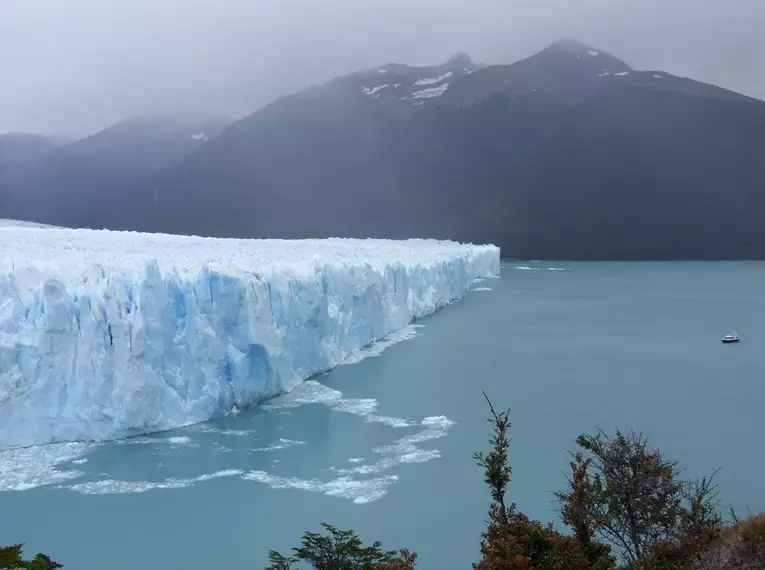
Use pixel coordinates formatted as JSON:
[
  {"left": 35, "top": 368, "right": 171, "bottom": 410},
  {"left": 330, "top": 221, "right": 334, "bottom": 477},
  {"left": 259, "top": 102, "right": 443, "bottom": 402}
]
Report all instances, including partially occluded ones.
[
  {"left": 2, "top": 39, "right": 764, "bottom": 259},
  {"left": 0, "top": 116, "right": 229, "bottom": 227}
]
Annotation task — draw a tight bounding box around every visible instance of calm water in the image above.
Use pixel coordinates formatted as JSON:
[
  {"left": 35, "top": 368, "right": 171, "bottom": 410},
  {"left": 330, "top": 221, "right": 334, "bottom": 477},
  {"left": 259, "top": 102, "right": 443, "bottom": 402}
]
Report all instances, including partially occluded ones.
[{"left": 2, "top": 262, "right": 763, "bottom": 570}]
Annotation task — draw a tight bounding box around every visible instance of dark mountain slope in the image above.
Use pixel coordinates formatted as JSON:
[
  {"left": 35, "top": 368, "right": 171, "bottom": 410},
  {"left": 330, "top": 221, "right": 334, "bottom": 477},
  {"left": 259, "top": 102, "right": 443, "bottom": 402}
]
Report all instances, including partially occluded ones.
[
  {"left": 126, "top": 98, "right": 406, "bottom": 238},
  {"left": 13, "top": 40, "right": 765, "bottom": 259},
  {"left": 506, "top": 86, "right": 765, "bottom": 259},
  {"left": 440, "top": 38, "right": 632, "bottom": 109},
  {"left": 113, "top": 41, "right": 764, "bottom": 259},
  {"left": 0, "top": 133, "right": 59, "bottom": 166},
  {"left": 0, "top": 116, "right": 230, "bottom": 227},
  {"left": 117, "top": 55, "right": 483, "bottom": 237},
  {"left": 361, "top": 85, "right": 765, "bottom": 259},
  {"left": 0, "top": 134, "right": 60, "bottom": 219}
]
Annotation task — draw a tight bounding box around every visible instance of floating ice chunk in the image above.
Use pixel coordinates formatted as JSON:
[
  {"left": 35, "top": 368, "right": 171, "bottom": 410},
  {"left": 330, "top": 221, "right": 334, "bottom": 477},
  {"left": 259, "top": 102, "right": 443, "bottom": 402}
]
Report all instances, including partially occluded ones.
[
  {"left": 0, "top": 442, "right": 96, "bottom": 492},
  {"left": 242, "top": 471, "right": 398, "bottom": 504},
  {"left": 266, "top": 381, "right": 343, "bottom": 409},
  {"left": 588, "top": 50, "right": 600, "bottom": 57},
  {"left": 61, "top": 383, "right": 454, "bottom": 504},
  {"left": 614, "top": 71, "right": 630, "bottom": 76},
  {"left": 341, "top": 325, "right": 423, "bottom": 365},
  {"left": 422, "top": 416, "right": 455, "bottom": 429},
  {"left": 332, "top": 415, "right": 456, "bottom": 477},
  {"left": 114, "top": 435, "right": 195, "bottom": 447},
  {"left": 187, "top": 424, "right": 254, "bottom": 437},
  {"left": 69, "top": 469, "right": 244, "bottom": 495},
  {"left": 190, "top": 132, "right": 208, "bottom": 141},
  {"left": 472, "top": 287, "right": 492, "bottom": 292},
  {"left": 167, "top": 436, "right": 194, "bottom": 445},
  {"left": 266, "top": 380, "right": 415, "bottom": 428},
  {"left": 245, "top": 438, "right": 306, "bottom": 452},
  {"left": 653, "top": 74, "right": 663, "bottom": 79}
]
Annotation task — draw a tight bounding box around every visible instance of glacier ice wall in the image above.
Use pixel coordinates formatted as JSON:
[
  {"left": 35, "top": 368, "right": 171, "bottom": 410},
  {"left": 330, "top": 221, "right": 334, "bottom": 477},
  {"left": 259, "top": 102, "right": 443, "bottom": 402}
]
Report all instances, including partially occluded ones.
[{"left": 0, "top": 229, "right": 499, "bottom": 446}]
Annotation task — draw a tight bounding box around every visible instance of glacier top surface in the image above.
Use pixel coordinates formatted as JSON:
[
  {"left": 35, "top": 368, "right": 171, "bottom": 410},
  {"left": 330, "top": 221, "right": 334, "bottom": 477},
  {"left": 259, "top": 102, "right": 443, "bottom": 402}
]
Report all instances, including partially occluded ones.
[
  {"left": 0, "top": 228, "right": 496, "bottom": 291},
  {"left": 0, "top": 218, "right": 58, "bottom": 229},
  {"left": 0, "top": 228, "right": 499, "bottom": 446}
]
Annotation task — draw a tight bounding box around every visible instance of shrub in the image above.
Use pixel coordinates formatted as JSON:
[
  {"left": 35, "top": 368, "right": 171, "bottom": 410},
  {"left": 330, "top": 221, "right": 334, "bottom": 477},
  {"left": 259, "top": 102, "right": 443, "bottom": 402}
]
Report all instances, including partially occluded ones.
[
  {"left": 473, "top": 393, "right": 613, "bottom": 570},
  {"left": 0, "top": 544, "right": 62, "bottom": 570},
  {"left": 555, "top": 431, "right": 722, "bottom": 568},
  {"left": 265, "top": 523, "right": 416, "bottom": 570},
  {"left": 693, "top": 514, "right": 765, "bottom": 569}
]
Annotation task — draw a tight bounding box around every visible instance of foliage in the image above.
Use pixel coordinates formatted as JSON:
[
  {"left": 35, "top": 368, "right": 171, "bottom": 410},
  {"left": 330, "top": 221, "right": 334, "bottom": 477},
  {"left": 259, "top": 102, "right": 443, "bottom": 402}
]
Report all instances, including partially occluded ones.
[
  {"left": 472, "top": 393, "right": 614, "bottom": 570},
  {"left": 693, "top": 514, "right": 765, "bottom": 569},
  {"left": 558, "top": 454, "right": 618, "bottom": 569},
  {"left": 264, "top": 523, "right": 416, "bottom": 570},
  {"left": 0, "top": 545, "right": 62, "bottom": 570},
  {"left": 555, "top": 430, "right": 722, "bottom": 568},
  {"left": 559, "top": 430, "right": 684, "bottom": 563}
]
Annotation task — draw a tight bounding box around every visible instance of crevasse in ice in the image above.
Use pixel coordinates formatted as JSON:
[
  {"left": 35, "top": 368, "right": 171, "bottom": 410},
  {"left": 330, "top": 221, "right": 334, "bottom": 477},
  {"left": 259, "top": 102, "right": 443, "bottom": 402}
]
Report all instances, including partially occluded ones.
[{"left": 0, "top": 227, "right": 499, "bottom": 446}]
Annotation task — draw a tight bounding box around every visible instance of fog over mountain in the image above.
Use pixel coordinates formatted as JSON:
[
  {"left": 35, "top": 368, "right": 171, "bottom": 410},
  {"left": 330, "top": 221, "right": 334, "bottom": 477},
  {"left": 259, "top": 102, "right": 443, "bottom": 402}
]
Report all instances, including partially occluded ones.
[
  {"left": 1, "top": 0, "right": 764, "bottom": 136},
  {"left": 2, "top": 1, "right": 764, "bottom": 260},
  {"left": 4, "top": 37, "right": 763, "bottom": 260}
]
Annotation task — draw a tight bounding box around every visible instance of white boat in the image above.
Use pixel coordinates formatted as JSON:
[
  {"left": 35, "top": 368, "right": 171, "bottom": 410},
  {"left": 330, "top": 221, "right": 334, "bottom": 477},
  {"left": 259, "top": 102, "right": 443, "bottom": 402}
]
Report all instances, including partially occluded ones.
[{"left": 722, "top": 333, "right": 740, "bottom": 344}]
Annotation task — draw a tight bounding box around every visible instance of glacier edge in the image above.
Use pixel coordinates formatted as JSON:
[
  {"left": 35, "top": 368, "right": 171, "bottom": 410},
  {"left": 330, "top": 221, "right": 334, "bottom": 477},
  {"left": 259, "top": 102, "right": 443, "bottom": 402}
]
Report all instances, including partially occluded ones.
[{"left": 0, "top": 230, "right": 499, "bottom": 447}]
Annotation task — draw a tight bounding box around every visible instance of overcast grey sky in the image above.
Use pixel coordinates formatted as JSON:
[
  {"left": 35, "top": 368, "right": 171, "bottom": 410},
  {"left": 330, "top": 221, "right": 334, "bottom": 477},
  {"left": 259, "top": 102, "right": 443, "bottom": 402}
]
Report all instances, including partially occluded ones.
[{"left": 1, "top": 0, "right": 763, "bottom": 136}]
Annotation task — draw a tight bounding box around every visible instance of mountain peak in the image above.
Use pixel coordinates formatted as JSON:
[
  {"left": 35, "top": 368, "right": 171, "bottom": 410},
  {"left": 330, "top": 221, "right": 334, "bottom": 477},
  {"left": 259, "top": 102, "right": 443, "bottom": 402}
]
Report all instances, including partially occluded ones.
[
  {"left": 547, "top": 38, "right": 591, "bottom": 53},
  {"left": 530, "top": 38, "right": 632, "bottom": 73},
  {"left": 446, "top": 52, "right": 475, "bottom": 68}
]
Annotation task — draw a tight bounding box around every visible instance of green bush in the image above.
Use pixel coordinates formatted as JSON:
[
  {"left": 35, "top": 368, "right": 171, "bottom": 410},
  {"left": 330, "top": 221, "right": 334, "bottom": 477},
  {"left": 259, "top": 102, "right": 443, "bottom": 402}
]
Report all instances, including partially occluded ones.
[
  {"left": 265, "top": 523, "right": 416, "bottom": 570},
  {"left": 0, "top": 544, "right": 62, "bottom": 570}
]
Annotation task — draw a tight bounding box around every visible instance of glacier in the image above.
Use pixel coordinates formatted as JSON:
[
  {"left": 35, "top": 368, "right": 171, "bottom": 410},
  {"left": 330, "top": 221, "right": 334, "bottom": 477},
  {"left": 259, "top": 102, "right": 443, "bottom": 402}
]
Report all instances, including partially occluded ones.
[{"left": 0, "top": 227, "right": 499, "bottom": 447}]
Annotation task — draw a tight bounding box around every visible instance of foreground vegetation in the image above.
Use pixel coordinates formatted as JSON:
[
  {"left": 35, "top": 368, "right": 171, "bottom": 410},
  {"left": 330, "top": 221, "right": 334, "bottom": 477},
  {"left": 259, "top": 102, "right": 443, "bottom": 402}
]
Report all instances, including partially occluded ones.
[
  {"left": 265, "top": 395, "right": 763, "bottom": 570},
  {"left": 3, "top": 395, "right": 763, "bottom": 569},
  {"left": 0, "top": 545, "right": 61, "bottom": 570}
]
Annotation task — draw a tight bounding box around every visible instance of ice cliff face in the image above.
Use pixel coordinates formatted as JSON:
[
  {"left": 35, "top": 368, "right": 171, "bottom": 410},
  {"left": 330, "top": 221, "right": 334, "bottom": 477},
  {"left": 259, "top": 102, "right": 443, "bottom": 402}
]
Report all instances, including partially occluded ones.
[{"left": 0, "top": 228, "right": 499, "bottom": 446}]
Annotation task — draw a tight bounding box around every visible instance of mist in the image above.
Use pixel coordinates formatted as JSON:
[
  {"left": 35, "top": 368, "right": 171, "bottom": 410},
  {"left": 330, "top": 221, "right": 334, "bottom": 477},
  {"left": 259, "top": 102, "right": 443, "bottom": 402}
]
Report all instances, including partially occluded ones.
[{"left": 2, "top": 0, "right": 763, "bottom": 136}]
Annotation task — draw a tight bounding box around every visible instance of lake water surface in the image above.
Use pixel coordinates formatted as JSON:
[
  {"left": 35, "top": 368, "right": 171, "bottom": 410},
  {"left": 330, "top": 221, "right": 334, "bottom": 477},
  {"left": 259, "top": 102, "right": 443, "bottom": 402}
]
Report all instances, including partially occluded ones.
[{"left": 2, "top": 262, "right": 763, "bottom": 569}]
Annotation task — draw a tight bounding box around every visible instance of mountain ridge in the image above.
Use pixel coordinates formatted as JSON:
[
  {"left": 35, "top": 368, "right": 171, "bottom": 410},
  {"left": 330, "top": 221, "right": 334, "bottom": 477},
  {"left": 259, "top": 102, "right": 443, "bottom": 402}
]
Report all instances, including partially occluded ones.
[
  {"left": 0, "top": 115, "right": 231, "bottom": 226},
  {"left": 2, "top": 40, "right": 763, "bottom": 259}
]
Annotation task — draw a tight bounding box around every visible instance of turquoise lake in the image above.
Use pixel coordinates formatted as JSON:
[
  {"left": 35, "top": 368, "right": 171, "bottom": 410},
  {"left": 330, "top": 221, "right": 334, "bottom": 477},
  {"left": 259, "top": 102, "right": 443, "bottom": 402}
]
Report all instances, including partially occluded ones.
[{"left": 1, "top": 262, "right": 763, "bottom": 569}]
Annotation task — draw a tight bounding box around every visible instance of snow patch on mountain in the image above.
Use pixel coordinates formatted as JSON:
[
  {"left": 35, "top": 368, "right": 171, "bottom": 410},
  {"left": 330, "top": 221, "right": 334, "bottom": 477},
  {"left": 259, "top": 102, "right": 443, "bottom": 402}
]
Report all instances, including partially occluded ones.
[
  {"left": 362, "top": 85, "right": 389, "bottom": 98},
  {"left": 411, "top": 83, "right": 450, "bottom": 99},
  {"left": 414, "top": 72, "right": 453, "bottom": 86}
]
